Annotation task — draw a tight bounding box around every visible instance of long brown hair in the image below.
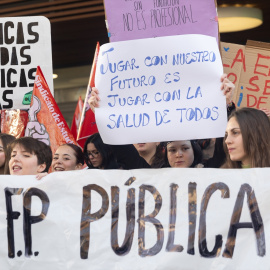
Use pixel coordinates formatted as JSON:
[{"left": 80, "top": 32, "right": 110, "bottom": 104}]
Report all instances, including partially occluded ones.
[
  {"left": 223, "top": 108, "right": 270, "bottom": 168},
  {"left": 0, "top": 133, "right": 16, "bottom": 173}
]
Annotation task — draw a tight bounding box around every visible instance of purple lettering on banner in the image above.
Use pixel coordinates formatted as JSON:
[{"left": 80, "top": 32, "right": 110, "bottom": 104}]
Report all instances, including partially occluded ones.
[{"left": 104, "top": 0, "right": 218, "bottom": 42}]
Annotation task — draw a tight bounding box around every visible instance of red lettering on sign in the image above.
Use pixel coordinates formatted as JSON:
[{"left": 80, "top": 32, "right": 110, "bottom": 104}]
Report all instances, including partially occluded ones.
[
  {"left": 257, "top": 96, "right": 268, "bottom": 108},
  {"left": 246, "top": 76, "right": 259, "bottom": 92},
  {"left": 263, "top": 80, "right": 270, "bottom": 95},
  {"left": 247, "top": 94, "right": 257, "bottom": 107},
  {"left": 227, "top": 73, "right": 237, "bottom": 84},
  {"left": 231, "top": 49, "right": 246, "bottom": 72},
  {"left": 254, "top": 54, "right": 270, "bottom": 77}
]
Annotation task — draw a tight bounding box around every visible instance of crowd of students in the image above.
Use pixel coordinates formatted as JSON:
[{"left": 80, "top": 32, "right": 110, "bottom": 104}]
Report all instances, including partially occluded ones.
[{"left": 0, "top": 75, "right": 269, "bottom": 177}]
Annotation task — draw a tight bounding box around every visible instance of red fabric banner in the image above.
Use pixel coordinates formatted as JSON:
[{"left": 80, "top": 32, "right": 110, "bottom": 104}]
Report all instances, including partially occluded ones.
[
  {"left": 1, "top": 109, "right": 28, "bottom": 138},
  {"left": 77, "top": 42, "right": 100, "bottom": 148},
  {"left": 70, "top": 96, "right": 84, "bottom": 140},
  {"left": 25, "top": 66, "right": 77, "bottom": 155}
]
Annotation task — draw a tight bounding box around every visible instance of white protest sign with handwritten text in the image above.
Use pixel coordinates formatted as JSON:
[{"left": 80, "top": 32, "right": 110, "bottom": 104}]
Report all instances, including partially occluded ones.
[{"left": 95, "top": 34, "right": 227, "bottom": 144}]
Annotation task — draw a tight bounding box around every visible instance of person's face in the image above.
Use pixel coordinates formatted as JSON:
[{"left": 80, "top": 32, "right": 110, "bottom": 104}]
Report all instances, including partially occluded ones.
[
  {"left": 167, "top": 141, "right": 194, "bottom": 168},
  {"left": 86, "top": 143, "right": 103, "bottom": 168},
  {"left": 52, "top": 145, "right": 82, "bottom": 172},
  {"left": 134, "top": 142, "right": 159, "bottom": 155},
  {"left": 225, "top": 117, "right": 250, "bottom": 165},
  {"left": 9, "top": 144, "right": 45, "bottom": 175},
  {"left": 0, "top": 139, "right": 5, "bottom": 168}
]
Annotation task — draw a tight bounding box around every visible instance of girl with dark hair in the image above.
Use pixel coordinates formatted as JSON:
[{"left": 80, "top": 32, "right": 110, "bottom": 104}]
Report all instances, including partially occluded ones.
[
  {"left": 164, "top": 140, "right": 203, "bottom": 168},
  {"left": 163, "top": 138, "right": 229, "bottom": 168},
  {"left": 223, "top": 107, "right": 270, "bottom": 168},
  {"left": 6, "top": 137, "right": 52, "bottom": 175},
  {"left": 0, "top": 133, "right": 16, "bottom": 174},
  {"left": 35, "top": 143, "right": 85, "bottom": 180},
  {"left": 84, "top": 133, "right": 120, "bottom": 169},
  {"left": 52, "top": 144, "right": 84, "bottom": 172}
]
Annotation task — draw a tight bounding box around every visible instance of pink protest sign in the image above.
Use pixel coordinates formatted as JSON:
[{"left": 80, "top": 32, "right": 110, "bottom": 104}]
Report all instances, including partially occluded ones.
[{"left": 104, "top": 0, "right": 218, "bottom": 42}]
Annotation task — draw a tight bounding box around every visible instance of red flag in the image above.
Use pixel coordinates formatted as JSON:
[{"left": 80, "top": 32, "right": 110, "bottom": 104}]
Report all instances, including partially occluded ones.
[
  {"left": 25, "top": 66, "right": 77, "bottom": 156},
  {"left": 1, "top": 109, "right": 28, "bottom": 138},
  {"left": 77, "top": 42, "right": 100, "bottom": 148},
  {"left": 70, "top": 96, "right": 84, "bottom": 140}
]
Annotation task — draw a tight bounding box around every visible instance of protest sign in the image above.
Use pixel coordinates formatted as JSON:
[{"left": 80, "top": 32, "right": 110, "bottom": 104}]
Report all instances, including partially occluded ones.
[
  {"left": 220, "top": 42, "right": 246, "bottom": 104},
  {"left": 25, "top": 66, "right": 76, "bottom": 155},
  {"left": 0, "top": 16, "right": 53, "bottom": 110},
  {"left": 103, "top": 0, "right": 218, "bottom": 42},
  {"left": 0, "top": 168, "right": 269, "bottom": 269},
  {"left": 95, "top": 34, "right": 227, "bottom": 144},
  {"left": 235, "top": 40, "right": 270, "bottom": 109}
]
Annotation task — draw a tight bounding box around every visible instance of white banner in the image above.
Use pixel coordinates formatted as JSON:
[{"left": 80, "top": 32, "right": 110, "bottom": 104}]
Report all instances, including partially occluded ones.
[
  {"left": 95, "top": 34, "right": 227, "bottom": 144},
  {"left": 0, "top": 16, "right": 53, "bottom": 109},
  {"left": 0, "top": 168, "right": 269, "bottom": 269}
]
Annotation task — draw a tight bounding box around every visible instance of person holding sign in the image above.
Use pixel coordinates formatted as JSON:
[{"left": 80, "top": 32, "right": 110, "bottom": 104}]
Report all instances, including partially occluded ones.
[
  {"left": 161, "top": 72, "right": 236, "bottom": 168},
  {"left": 88, "top": 74, "right": 235, "bottom": 169},
  {"left": 223, "top": 107, "right": 270, "bottom": 168},
  {"left": 5, "top": 137, "right": 52, "bottom": 175}
]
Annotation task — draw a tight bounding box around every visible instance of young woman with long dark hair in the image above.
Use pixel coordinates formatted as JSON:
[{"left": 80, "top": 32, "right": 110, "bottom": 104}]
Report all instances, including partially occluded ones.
[
  {"left": 84, "top": 133, "right": 120, "bottom": 169},
  {"left": 223, "top": 107, "right": 270, "bottom": 168}
]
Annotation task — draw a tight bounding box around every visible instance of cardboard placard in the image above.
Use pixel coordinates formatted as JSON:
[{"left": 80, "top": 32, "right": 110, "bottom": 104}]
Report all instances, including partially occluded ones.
[
  {"left": 220, "top": 41, "right": 246, "bottom": 103},
  {"left": 235, "top": 40, "right": 270, "bottom": 109}
]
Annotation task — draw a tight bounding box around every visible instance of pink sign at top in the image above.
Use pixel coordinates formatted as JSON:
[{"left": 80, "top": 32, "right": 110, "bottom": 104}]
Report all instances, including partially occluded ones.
[{"left": 104, "top": 0, "right": 219, "bottom": 42}]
